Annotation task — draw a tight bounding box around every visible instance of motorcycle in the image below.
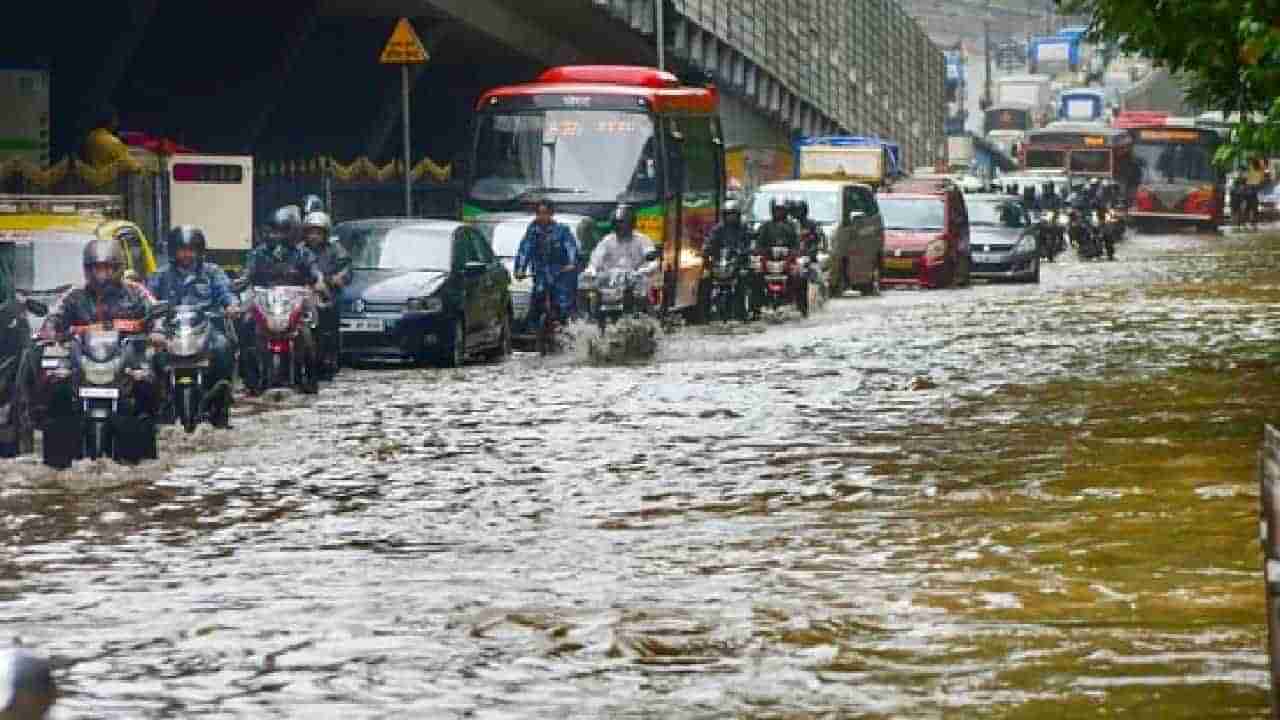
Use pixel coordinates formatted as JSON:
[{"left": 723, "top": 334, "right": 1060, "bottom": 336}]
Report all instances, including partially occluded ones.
[
  {"left": 38, "top": 303, "right": 169, "bottom": 469},
  {"left": 582, "top": 258, "right": 659, "bottom": 363},
  {"left": 245, "top": 285, "right": 320, "bottom": 395},
  {"left": 163, "top": 303, "right": 230, "bottom": 433},
  {"left": 760, "top": 245, "right": 806, "bottom": 316},
  {"left": 704, "top": 246, "right": 753, "bottom": 323},
  {"left": 1035, "top": 209, "right": 1067, "bottom": 262},
  {"left": 1068, "top": 207, "right": 1105, "bottom": 261},
  {"left": 0, "top": 297, "right": 45, "bottom": 457},
  {"left": 1099, "top": 205, "right": 1124, "bottom": 259}
]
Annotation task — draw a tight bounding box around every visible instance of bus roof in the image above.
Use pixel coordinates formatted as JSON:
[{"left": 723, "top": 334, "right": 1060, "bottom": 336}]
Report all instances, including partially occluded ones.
[{"left": 476, "top": 65, "right": 718, "bottom": 115}]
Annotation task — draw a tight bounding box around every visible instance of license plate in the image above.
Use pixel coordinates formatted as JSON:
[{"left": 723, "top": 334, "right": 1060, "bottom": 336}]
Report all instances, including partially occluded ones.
[
  {"left": 80, "top": 387, "right": 119, "bottom": 399},
  {"left": 885, "top": 258, "right": 915, "bottom": 271},
  {"left": 341, "top": 318, "right": 385, "bottom": 333},
  {"left": 40, "top": 358, "right": 63, "bottom": 369}
]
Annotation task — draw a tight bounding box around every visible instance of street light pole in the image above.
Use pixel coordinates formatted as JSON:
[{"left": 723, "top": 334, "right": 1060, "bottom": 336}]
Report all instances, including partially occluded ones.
[{"left": 655, "top": 0, "right": 665, "bottom": 71}]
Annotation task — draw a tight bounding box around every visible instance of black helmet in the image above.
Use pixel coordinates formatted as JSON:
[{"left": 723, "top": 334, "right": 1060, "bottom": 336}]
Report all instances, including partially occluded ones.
[
  {"left": 769, "top": 197, "right": 787, "bottom": 217},
  {"left": 83, "top": 237, "right": 126, "bottom": 292},
  {"left": 723, "top": 198, "right": 742, "bottom": 219},
  {"left": 168, "top": 225, "right": 207, "bottom": 268},
  {"left": 612, "top": 203, "right": 635, "bottom": 231},
  {"left": 301, "top": 194, "right": 324, "bottom": 216},
  {"left": 267, "top": 205, "right": 302, "bottom": 244}
]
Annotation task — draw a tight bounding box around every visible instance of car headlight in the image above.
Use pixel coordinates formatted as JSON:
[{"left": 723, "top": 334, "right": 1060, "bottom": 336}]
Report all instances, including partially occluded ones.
[
  {"left": 406, "top": 296, "right": 444, "bottom": 314},
  {"left": 925, "top": 238, "right": 946, "bottom": 260}
]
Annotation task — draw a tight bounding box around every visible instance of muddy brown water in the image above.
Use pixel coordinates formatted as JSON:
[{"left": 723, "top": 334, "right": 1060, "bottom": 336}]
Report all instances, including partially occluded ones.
[{"left": 3, "top": 230, "right": 1280, "bottom": 718}]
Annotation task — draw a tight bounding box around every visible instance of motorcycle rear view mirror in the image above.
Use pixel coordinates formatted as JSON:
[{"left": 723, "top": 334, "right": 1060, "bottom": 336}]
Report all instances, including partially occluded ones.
[{"left": 24, "top": 298, "right": 48, "bottom": 316}]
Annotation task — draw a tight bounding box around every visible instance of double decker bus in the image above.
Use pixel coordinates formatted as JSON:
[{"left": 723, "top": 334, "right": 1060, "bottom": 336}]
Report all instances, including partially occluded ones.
[
  {"left": 1022, "top": 123, "right": 1136, "bottom": 191},
  {"left": 1113, "top": 112, "right": 1223, "bottom": 231},
  {"left": 465, "top": 65, "right": 725, "bottom": 314}
]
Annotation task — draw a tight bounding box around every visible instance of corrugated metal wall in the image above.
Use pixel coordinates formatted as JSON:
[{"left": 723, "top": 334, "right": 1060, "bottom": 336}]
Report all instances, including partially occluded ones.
[{"left": 591, "top": 0, "right": 945, "bottom": 169}]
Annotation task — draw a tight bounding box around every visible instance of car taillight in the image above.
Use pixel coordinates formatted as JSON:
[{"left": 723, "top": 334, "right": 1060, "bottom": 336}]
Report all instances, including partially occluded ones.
[{"left": 1182, "top": 186, "right": 1215, "bottom": 215}]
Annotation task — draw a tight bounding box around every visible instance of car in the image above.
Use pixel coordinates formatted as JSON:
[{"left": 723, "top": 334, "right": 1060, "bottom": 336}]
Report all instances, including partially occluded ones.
[
  {"left": 877, "top": 181, "right": 971, "bottom": 288},
  {"left": 471, "top": 212, "right": 601, "bottom": 346},
  {"left": 965, "top": 194, "right": 1041, "bottom": 283},
  {"left": 749, "top": 179, "right": 886, "bottom": 296},
  {"left": 335, "top": 219, "right": 512, "bottom": 367}
]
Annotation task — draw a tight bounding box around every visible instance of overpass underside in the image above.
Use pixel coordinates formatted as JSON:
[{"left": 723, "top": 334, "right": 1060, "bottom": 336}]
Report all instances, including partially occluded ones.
[{"left": 6, "top": 0, "right": 940, "bottom": 172}]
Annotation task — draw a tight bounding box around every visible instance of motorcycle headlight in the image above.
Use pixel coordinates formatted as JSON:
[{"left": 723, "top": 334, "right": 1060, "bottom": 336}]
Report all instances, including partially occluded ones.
[
  {"left": 81, "top": 358, "right": 121, "bottom": 386},
  {"left": 406, "top": 296, "right": 444, "bottom": 314},
  {"left": 925, "top": 238, "right": 946, "bottom": 260},
  {"left": 169, "top": 328, "right": 208, "bottom": 357}
]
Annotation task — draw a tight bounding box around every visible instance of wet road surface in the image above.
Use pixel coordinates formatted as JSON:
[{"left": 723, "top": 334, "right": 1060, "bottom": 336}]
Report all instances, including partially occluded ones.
[{"left": 4, "top": 229, "right": 1280, "bottom": 718}]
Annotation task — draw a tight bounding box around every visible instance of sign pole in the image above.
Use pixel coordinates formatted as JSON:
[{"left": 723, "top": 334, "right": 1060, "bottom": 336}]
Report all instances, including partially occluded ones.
[
  {"left": 402, "top": 64, "right": 412, "bottom": 217},
  {"left": 379, "top": 17, "right": 430, "bottom": 218}
]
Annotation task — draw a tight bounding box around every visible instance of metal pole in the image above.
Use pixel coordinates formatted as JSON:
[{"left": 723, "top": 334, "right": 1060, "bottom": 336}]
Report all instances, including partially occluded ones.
[
  {"left": 1261, "top": 424, "right": 1280, "bottom": 720},
  {"left": 402, "top": 64, "right": 412, "bottom": 217},
  {"left": 655, "top": 0, "right": 665, "bottom": 71}
]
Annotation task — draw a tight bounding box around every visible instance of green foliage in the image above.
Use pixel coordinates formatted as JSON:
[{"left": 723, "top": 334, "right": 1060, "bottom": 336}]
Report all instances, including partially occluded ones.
[{"left": 1060, "top": 0, "right": 1280, "bottom": 165}]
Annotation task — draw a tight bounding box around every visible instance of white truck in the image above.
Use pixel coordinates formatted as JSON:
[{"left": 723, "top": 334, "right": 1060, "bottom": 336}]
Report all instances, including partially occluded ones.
[
  {"left": 995, "top": 74, "right": 1053, "bottom": 124},
  {"left": 0, "top": 68, "right": 50, "bottom": 166}
]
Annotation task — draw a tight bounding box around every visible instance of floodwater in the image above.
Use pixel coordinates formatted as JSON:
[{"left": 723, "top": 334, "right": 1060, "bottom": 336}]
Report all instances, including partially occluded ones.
[{"left": 4, "top": 230, "right": 1280, "bottom": 718}]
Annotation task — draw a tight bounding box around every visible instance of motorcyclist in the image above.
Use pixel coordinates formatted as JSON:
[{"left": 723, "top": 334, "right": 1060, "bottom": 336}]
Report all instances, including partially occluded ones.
[
  {"left": 514, "top": 198, "right": 579, "bottom": 332},
  {"left": 791, "top": 199, "right": 825, "bottom": 257},
  {"left": 587, "top": 204, "right": 655, "bottom": 275},
  {"left": 37, "top": 237, "right": 165, "bottom": 426},
  {"left": 753, "top": 197, "right": 800, "bottom": 315},
  {"left": 147, "top": 226, "right": 238, "bottom": 426},
  {"left": 704, "top": 199, "right": 751, "bottom": 258},
  {"left": 240, "top": 206, "right": 325, "bottom": 393},
  {"left": 301, "top": 211, "right": 350, "bottom": 379}
]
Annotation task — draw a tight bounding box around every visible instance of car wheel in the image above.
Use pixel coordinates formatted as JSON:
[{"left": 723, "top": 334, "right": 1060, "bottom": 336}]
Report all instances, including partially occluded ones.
[
  {"left": 860, "top": 263, "right": 881, "bottom": 296},
  {"left": 487, "top": 311, "right": 512, "bottom": 362},
  {"left": 439, "top": 317, "right": 465, "bottom": 368}
]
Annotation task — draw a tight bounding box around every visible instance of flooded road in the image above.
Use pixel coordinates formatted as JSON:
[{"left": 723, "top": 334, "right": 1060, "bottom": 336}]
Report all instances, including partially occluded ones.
[{"left": 5, "top": 230, "right": 1280, "bottom": 718}]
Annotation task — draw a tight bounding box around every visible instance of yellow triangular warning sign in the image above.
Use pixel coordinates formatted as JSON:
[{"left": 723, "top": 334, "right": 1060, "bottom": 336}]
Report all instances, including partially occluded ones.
[{"left": 380, "top": 18, "right": 429, "bottom": 64}]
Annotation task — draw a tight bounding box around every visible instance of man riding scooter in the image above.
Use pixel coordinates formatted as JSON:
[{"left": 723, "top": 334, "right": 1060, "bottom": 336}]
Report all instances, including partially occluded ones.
[
  {"left": 147, "top": 226, "right": 238, "bottom": 427},
  {"left": 301, "top": 211, "right": 350, "bottom": 379}
]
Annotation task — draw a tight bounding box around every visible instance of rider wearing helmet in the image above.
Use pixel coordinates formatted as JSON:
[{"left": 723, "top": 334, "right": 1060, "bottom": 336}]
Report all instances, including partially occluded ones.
[
  {"left": 790, "top": 198, "right": 825, "bottom": 256},
  {"left": 704, "top": 199, "right": 750, "bottom": 259},
  {"left": 757, "top": 197, "right": 800, "bottom": 253},
  {"left": 301, "top": 211, "right": 350, "bottom": 379},
  {"left": 147, "top": 226, "right": 238, "bottom": 425},
  {"left": 514, "top": 198, "right": 580, "bottom": 329},
  {"left": 586, "top": 204, "right": 655, "bottom": 275},
  {"left": 244, "top": 206, "right": 323, "bottom": 288}
]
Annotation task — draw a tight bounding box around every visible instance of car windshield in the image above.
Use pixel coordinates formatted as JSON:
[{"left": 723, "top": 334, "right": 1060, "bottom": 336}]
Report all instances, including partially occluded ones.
[
  {"left": 877, "top": 197, "right": 945, "bottom": 230},
  {"left": 469, "top": 111, "right": 658, "bottom": 205},
  {"left": 969, "top": 200, "right": 1026, "bottom": 227},
  {"left": 0, "top": 230, "right": 96, "bottom": 293},
  {"left": 338, "top": 226, "right": 453, "bottom": 271},
  {"left": 750, "top": 189, "right": 841, "bottom": 223}
]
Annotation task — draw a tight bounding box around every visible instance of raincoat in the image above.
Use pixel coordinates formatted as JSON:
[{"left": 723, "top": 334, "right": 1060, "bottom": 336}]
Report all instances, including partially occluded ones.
[
  {"left": 587, "top": 231, "right": 654, "bottom": 274},
  {"left": 515, "top": 221, "right": 578, "bottom": 315}
]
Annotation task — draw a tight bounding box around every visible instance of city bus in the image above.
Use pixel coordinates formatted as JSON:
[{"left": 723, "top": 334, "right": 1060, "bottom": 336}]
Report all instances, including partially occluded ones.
[
  {"left": 1114, "top": 114, "right": 1223, "bottom": 231},
  {"left": 1022, "top": 123, "right": 1136, "bottom": 191},
  {"left": 465, "top": 65, "right": 725, "bottom": 315}
]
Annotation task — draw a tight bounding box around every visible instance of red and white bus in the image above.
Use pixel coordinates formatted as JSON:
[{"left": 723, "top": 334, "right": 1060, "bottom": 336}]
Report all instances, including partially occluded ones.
[{"left": 1114, "top": 112, "right": 1224, "bottom": 232}]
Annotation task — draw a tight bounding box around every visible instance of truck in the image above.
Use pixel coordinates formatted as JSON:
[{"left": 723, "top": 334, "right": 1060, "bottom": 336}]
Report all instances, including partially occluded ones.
[
  {"left": 0, "top": 67, "right": 50, "bottom": 166},
  {"left": 1028, "top": 36, "right": 1079, "bottom": 77},
  {"left": 794, "top": 136, "right": 902, "bottom": 189},
  {"left": 995, "top": 74, "right": 1053, "bottom": 125}
]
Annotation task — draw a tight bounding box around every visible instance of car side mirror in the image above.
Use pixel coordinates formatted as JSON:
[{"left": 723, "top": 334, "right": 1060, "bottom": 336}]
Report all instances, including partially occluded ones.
[
  {"left": 463, "top": 261, "right": 487, "bottom": 277},
  {"left": 24, "top": 298, "right": 48, "bottom": 316}
]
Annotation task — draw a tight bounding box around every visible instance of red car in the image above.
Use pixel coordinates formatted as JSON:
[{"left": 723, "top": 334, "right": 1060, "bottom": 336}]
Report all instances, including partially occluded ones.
[{"left": 876, "top": 182, "right": 971, "bottom": 288}]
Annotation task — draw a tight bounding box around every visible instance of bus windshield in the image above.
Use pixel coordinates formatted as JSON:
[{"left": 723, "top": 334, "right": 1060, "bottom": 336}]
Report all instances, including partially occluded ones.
[
  {"left": 1133, "top": 141, "right": 1216, "bottom": 184},
  {"left": 1025, "top": 149, "right": 1066, "bottom": 170},
  {"left": 469, "top": 111, "right": 658, "bottom": 206}
]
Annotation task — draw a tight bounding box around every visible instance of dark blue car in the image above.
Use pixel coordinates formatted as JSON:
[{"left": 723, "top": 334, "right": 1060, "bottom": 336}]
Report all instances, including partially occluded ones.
[{"left": 335, "top": 219, "right": 512, "bottom": 367}]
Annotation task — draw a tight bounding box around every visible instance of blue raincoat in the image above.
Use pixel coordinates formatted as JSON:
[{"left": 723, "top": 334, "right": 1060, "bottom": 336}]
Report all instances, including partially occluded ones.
[{"left": 515, "top": 221, "right": 579, "bottom": 318}]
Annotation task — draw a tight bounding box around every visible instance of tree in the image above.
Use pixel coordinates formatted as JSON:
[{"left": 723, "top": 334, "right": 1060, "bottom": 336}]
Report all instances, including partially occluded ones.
[{"left": 1059, "top": 0, "right": 1280, "bottom": 165}]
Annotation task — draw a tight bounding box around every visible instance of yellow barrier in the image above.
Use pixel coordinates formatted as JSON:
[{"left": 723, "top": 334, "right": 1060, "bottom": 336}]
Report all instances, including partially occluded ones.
[{"left": 0, "top": 155, "right": 155, "bottom": 190}]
